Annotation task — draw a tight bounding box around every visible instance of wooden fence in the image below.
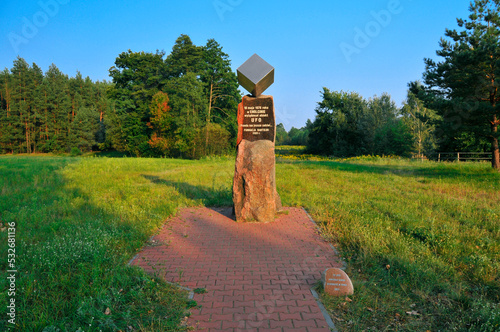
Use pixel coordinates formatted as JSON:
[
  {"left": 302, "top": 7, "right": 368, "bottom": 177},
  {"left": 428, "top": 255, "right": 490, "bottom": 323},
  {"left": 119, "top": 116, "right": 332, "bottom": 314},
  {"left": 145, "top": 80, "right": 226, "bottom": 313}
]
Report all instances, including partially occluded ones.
[{"left": 437, "top": 152, "right": 492, "bottom": 162}]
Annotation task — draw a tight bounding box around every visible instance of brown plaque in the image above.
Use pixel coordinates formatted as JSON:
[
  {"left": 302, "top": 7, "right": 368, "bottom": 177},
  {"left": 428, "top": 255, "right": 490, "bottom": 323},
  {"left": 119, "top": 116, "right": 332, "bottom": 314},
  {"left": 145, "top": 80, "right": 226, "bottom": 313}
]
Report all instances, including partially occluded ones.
[
  {"left": 322, "top": 268, "right": 354, "bottom": 297},
  {"left": 237, "top": 95, "right": 275, "bottom": 144}
]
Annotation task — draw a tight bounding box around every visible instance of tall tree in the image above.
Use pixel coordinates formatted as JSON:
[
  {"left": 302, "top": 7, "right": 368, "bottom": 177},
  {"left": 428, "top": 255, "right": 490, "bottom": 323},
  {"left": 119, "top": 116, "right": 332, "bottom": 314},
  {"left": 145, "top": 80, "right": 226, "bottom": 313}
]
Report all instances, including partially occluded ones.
[
  {"left": 45, "top": 64, "right": 72, "bottom": 152},
  {"left": 307, "top": 88, "right": 369, "bottom": 156},
  {"left": 200, "top": 39, "right": 239, "bottom": 148},
  {"left": 366, "top": 93, "right": 399, "bottom": 153},
  {"left": 10, "top": 57, "right": 31, "bottom": 153},
  {"left": 0, "top": 68, "right": 15, "bottom": 153},
  {"left": 70, "top": 107, "right": 100, "bottom": 151},
  {"left": 106, "top": 35, "right": 239, "bottom": 158},
  {"left": 401, "top": 86, "right": 441, "bottom": 159},
  {"left": 165, "top": 34, "right": 203, "bottom": 78},
  {"left": 30, "top": 63, "right": 45, "bottom": 153},
  {"left": 419, "top": 0, "right": 500, "bottom": 170},
  {"left": 108, "top": 50, "right": 166, "bottom": 155},
  {"left": 164, "top": 72, "right": 207, "bottom": 158}
]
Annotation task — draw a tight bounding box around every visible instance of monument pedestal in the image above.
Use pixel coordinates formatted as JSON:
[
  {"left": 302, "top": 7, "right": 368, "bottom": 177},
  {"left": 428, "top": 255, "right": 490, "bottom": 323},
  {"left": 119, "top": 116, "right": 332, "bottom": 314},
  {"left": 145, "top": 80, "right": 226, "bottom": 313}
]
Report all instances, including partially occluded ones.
[
  {"left": 233, "top": 95, "right": 281, "bottom": 222},
  {"left": 233, "top": 139, "right": 282, "bottom": 222}
]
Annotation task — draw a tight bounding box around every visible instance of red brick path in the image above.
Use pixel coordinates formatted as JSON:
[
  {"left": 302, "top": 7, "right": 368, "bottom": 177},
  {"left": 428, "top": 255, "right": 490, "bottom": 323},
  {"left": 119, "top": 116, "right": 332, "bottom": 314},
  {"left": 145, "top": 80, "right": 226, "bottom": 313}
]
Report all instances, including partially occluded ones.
[{"left": 130, "top": 207, "right": 342, "bottom": 332}]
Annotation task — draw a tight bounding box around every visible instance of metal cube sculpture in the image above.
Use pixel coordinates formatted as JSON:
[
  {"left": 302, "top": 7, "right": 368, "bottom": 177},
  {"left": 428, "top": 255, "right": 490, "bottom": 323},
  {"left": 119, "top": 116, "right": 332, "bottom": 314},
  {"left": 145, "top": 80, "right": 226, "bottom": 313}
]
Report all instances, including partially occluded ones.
[{"left": 237, "top": 54, "right": 274, "bottom": 97}]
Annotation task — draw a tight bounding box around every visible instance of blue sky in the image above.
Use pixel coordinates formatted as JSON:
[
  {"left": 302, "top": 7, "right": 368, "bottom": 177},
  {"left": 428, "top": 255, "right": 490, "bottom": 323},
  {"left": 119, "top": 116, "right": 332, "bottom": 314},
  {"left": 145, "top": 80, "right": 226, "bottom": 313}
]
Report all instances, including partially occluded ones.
[{"left": 1, "top": 0, "right": 472, "bottom": 130}]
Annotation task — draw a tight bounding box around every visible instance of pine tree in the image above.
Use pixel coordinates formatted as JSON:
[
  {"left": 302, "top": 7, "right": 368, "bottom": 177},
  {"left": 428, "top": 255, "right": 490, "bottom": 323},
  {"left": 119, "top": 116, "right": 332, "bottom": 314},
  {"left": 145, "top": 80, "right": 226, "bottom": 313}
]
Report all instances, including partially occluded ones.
[
  {"left": 420, "top": 0, "right": 500, "bottom": 170},
  {"left": 71, "top": 107, "right": 99, "bottom": 152},
  {"left": 10, "top": 57, "right": 32, "bottom": 153},
  {"left": 0, "top": 58, "right": 112, "bottom": 155},
  {"left": 165, "top": 35, "right": 203, "bottom": 78},
  {"left": 0, "top": 68, "right": 14, "bottom": 153},
  {"left": 401, "top": 86, "right": 441, "bottom": 159},
  {"left": 94, "top": 81, "right": 110, "bottom": 147},
  {"left": 28, "top": 63, "right": 45, "bottom": 153},
  {"left": 45, "top": 64, "right": 71, "bottom": 152}
]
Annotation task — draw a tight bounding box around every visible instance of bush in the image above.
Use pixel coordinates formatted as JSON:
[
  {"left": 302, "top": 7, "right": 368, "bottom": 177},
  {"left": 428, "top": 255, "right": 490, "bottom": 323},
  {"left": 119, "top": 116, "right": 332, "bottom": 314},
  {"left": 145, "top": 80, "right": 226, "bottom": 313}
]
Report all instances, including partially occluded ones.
[{"left": 70, "top": 147, "right": 82, "bottom": 157}]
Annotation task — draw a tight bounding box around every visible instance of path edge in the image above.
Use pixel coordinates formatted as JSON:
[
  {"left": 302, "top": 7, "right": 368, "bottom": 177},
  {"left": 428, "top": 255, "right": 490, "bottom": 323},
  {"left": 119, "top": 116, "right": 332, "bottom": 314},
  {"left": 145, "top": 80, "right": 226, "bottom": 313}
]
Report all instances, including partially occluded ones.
[
  {"left": 302, "top": 207, "right": 347, "bottom": 332},
  {"left": 127, "top": 234, "right": 195, "bottom": 300}
]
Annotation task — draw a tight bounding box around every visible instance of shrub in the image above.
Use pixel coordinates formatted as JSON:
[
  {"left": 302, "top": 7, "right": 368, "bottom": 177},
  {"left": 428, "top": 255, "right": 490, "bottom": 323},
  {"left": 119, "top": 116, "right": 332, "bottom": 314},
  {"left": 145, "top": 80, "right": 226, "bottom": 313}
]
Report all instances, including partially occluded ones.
[{"left": 70, "top": 147, "right": 82, "bottom": 157}]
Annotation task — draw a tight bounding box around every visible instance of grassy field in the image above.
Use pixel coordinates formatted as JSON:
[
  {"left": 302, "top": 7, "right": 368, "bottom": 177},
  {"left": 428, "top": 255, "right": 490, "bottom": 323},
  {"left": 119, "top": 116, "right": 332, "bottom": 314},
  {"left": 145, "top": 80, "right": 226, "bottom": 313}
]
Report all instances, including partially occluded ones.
[
  {"left": 1, "top": 153, "right": 499, "bottom": 331},
  {"left": 278, "top": 155, "right": 500, "bottom": 331}
]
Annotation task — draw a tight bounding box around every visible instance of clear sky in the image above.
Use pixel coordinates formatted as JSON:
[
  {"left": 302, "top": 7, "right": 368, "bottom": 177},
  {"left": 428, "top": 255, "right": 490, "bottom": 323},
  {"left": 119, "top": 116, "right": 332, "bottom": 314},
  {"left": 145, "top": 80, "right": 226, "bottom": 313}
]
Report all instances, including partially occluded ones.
[{"left": 1, "top": 0, "right": 472, "bottom": 130}]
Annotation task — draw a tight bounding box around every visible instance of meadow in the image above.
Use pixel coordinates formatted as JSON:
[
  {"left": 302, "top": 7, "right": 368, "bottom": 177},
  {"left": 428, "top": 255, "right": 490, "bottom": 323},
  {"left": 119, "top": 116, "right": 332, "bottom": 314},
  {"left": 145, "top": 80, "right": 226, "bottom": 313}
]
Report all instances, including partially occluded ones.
[{"left": 0, "top": 151, "right": 499, "bottom": 331}]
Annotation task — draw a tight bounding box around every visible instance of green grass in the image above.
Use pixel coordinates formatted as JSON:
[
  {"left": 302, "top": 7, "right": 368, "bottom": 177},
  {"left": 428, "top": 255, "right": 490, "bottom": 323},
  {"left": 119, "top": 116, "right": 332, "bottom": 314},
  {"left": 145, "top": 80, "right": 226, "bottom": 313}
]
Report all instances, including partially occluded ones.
[
  {"left": 0, "top": 155, "right": 233, "bottom": 331},
  {"left": 1, "top": 154, "right": 499, "bottom": 331},
  {"left": 277, "top": 156, "right": 500, "bottom": 331}
]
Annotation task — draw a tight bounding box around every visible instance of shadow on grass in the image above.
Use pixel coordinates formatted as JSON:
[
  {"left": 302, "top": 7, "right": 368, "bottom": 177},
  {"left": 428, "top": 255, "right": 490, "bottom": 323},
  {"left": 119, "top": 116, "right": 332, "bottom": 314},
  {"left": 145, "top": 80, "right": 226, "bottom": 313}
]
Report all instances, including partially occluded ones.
[
  {"left": 285, "top": 159, "right": 499, "bottom": 185},
  {"left": 142, "top": 174, "right": 232, "bottom": 207},
  {"left": 93, "top": 150, "right": 132, "bottom": 158}
]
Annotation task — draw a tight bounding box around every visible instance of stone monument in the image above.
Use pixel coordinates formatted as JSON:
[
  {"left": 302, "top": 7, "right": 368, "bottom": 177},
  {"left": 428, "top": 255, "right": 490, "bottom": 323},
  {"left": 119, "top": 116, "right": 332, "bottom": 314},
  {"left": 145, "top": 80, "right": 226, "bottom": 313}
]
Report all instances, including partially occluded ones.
[{"left": 233, "top": 54, "right": 282, "bottom": 222}]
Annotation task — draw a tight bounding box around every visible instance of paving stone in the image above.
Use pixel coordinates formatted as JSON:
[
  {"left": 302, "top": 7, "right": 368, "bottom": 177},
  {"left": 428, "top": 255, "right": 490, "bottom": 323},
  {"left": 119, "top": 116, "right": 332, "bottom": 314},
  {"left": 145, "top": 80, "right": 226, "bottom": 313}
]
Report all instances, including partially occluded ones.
[{"left": 130, "top": 207, "right": 342, "bottom": 332}]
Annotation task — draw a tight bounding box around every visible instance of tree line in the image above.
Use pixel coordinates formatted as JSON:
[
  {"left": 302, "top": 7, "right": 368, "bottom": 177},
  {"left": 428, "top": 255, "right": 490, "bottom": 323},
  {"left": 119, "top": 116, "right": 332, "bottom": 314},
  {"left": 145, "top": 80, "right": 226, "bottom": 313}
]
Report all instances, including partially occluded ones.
[
  {"left": 306, "top": 0, "right": 499, "bottom": 170},
  {"left": 0, "top": 34, "right": 240, "bottom": 158},
  {"left": 306, "top": 90, "right": 415, "bottom": 157},
  {"left": 276, "top": 123, "right": 310, "bottom": 146},
  {"left": 106, "top": 35, "right": 240, "bottom": 158},
  {"left": 0, "top": 59, "right": 109, "bottom": 154}
]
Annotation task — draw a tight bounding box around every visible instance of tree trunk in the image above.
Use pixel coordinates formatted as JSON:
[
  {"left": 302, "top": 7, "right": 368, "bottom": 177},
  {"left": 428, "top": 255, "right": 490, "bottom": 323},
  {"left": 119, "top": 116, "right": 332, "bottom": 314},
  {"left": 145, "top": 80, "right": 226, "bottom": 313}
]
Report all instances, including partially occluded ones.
[
  {"left": 44, "top": 91, "right": 48, "bottom": 140},
  {"left": 492, "top": 114, "right": 500, "bottom": 171},
  {"left": 25, "top": 121, "right": 30, "bottom": 154},
  {"left": 206, "top": 82, "right": 213, "bottom": 151}
]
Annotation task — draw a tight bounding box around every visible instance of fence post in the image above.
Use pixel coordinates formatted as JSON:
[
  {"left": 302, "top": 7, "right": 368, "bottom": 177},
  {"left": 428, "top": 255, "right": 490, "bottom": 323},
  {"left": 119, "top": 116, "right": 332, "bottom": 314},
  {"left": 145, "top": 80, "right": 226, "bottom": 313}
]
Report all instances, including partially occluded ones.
[
  {"left": 438, "top": 153, "right": 441, "bottom": 162},
  {"left": 458, "top": 152, "right": 460, "bottom": 162}
]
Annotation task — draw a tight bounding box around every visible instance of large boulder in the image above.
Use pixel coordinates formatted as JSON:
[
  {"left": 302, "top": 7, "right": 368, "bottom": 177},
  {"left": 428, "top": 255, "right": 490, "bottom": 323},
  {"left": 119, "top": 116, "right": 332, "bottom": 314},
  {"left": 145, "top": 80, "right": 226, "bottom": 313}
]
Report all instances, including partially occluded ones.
[{"left": 233, "top": 139, "right": 282, "bottom": 222}]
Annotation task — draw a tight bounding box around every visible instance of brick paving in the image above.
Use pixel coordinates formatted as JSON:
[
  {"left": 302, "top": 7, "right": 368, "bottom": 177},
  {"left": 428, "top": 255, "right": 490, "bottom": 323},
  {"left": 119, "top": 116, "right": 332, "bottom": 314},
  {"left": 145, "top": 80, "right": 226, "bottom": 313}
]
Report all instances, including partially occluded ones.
[{"left": 130, "top": 207, "right": 342, "bottom": 332}]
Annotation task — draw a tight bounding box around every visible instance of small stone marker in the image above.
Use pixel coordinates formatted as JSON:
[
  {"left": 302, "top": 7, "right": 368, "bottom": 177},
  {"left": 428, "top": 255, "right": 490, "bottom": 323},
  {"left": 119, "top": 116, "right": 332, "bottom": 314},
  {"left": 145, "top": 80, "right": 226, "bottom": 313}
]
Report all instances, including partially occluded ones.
[{"left": 322, "top": 268, "right": 354, "bottom": 296}]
